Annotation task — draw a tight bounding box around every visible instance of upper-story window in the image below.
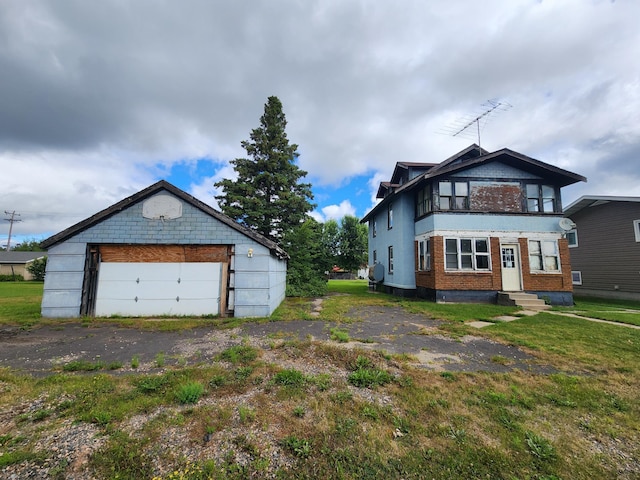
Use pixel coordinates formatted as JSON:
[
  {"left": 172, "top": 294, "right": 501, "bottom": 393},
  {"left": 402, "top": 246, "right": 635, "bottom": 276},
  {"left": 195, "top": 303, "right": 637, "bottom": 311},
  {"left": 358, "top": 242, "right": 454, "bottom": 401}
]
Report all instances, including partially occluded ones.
[
  {"left": 566, "top": 229, "right": 578, "bottom": 247},
  {"left": 526, "top": 184, "right": 557, "bottom": 213},
  {"left": 387, "top": 203, "right": 393, "bottom": 229},
  {"left": 371, "top": 219, "right": 377, "bottom": 237},
  {"left": 438, "top": 181, "right": 469, "bottom": 210},
  {"left": 633, "top": 219, "right": 640, "bottom": 242},
  {"left": 416, "top": 185, "right": 432, "bottom": 217}
]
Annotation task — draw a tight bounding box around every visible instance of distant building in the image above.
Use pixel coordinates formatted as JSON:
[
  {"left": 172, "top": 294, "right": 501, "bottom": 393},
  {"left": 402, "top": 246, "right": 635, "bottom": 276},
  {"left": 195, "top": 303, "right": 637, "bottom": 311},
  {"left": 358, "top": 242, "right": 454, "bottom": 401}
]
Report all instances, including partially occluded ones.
[
  {"left": 564, "top": 196, "right": 640, "bottom": 301},
  {"left": 0, "top": 252, "right": 46, "bottom": 280}
]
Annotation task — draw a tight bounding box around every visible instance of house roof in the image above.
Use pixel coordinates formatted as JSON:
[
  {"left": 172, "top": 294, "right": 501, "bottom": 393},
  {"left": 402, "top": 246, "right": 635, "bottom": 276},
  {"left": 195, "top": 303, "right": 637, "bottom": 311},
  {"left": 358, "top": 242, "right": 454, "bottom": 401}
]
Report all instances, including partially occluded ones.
[
  {"left": 563, "top": 195, "right": 640, "bottom": 217},
  {"left": 40, "top": 180, "right": 289, "bottom": 259},
  {"left": 0, "top": 251, "right": 46, "bottom": 264},
  {"left": 362, "top": 145, "right": 587, "bottom": 223},
  {"left": 389, "top": 162, "right": 438, "bottom": 185}
]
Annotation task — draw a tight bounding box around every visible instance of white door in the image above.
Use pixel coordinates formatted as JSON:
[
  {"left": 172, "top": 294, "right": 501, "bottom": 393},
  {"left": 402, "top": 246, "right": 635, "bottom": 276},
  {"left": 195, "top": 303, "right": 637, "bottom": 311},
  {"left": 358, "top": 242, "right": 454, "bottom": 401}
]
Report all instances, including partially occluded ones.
[
  {"left": 500, "top": 245, "right": 522, "bottom": 291},
  {"left": 95, "top": 262, "right": 221, "bottom": 316}
]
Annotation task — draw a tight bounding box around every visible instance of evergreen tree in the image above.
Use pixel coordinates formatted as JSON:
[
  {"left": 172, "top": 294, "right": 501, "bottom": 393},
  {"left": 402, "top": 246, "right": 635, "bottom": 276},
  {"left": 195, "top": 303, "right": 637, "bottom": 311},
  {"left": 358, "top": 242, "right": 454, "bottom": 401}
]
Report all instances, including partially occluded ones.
[
  {"left": 283, "top": 218, "right": 327, "bottom": 297},
  {"left": 215, "top": 96, "right": 314, "bottom": 242},
  {"left": 338, "top": 215, "right": 368, "bottom": 274}
]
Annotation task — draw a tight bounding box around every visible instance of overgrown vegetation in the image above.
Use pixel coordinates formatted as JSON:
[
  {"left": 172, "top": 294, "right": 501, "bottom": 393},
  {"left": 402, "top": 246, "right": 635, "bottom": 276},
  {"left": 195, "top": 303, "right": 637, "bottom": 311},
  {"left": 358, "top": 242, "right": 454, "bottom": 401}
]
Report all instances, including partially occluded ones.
[{"left": 0, "top": 281, "right": 639, "bottom": 478}]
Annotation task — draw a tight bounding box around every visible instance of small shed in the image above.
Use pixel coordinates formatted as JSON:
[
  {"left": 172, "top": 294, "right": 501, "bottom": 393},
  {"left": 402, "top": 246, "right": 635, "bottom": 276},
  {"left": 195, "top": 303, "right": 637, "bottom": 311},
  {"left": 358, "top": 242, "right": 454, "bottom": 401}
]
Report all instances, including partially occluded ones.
[
  {"left": 40, "top": 181, "right": 288, "bottom": 318},
  {"left": 0, "top": 252, "right": 46, "bottom": 280}
]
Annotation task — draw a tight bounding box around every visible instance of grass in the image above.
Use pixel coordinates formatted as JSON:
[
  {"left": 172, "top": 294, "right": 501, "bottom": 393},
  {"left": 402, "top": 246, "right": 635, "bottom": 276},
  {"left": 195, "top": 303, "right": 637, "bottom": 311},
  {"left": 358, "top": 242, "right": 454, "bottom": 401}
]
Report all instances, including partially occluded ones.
[
  {"left": 0, "top": 281, "right": 43, "bottom": 326},
  {"left": 1, "top": 281, "right": 640, "bottom": 478},
  {"left": 553, "top": 296, "right": 640, "bottom": 326}
]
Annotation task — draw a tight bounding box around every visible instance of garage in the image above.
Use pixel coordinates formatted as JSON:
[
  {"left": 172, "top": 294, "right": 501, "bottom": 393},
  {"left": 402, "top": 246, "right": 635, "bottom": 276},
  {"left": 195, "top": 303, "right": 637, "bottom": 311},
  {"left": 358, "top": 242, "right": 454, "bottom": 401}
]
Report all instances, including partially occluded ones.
[{"left": 41, "top": 181, "right": 288, "bottom": 318}]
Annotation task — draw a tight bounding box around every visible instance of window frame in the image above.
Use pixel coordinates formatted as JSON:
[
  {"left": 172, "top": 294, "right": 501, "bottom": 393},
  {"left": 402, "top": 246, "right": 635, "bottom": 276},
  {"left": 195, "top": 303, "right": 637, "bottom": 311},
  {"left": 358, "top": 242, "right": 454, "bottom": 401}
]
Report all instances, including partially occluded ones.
[
  {"left": 566, "top": 229, "right": 578, "bottom": 248},
  {"left": 418, "top": 238, "right": 431, "bottom": 271},
  {"left": 528, "top": 239, "right": 561, "bottom": 272},
  {"left": 526, "top": 184, "right": 557, "bottom": 213},
  {"left": 444, "top": 237, "right": 491, "bottom": 271},
  {"left": 634, "top": 219, "right": 640, "bottom": 242},
  {"left": 416, "top": 185, "right": 432, "bottom": 217},
  {"left": 438, "top": 181, "right": 469, "bottom": 211},
  {"left": 571, "top": 271, "right": 582, "bottom": 285},
  {"left": 371, "top": 219, "right": 377, "bottom": 238},
  {"left": 387, "top": 203, "right": 393, "bottom": 230},
  {"left": 388, "top": 246, "right": 394, "bottom": 274},
  {"left": 373, "top": 249, "right": 377, "bottom": 264}
]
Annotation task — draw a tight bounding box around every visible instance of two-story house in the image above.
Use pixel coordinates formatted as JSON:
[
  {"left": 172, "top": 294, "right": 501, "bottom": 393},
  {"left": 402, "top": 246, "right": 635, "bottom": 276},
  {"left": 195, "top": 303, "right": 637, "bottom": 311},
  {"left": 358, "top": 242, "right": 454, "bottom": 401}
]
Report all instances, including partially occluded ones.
[
  {"left": 362, "top": 145, "right": 586, "bottom": 306},
  {"left": 563, "top": 195, "right": 640, "bottom": 301}
]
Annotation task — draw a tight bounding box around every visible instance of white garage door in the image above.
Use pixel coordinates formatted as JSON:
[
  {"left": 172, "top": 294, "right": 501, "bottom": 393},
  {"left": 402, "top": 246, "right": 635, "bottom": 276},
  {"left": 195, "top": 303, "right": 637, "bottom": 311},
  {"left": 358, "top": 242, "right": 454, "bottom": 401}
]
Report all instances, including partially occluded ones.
[{"left": 95, "top": 262, "right": 221, "bottom": 316}]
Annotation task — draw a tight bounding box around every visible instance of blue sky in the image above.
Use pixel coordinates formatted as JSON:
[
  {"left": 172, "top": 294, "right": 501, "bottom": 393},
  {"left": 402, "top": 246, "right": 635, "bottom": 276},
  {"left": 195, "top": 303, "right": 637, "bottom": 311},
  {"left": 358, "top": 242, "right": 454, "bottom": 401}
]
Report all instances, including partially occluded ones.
[
  {"left": 1, "top": 1, "right": 640, "bottom": 248},
  {"left": 162, "top": 157, "right": 374, "bottom": 224}
]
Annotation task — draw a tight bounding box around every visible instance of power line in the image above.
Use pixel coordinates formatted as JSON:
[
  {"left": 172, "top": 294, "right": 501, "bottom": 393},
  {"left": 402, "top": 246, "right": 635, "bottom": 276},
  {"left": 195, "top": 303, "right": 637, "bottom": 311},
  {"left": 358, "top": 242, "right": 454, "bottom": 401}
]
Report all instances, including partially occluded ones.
[{"left": 3, "top": 210, "right": 21, "bottom": 250}]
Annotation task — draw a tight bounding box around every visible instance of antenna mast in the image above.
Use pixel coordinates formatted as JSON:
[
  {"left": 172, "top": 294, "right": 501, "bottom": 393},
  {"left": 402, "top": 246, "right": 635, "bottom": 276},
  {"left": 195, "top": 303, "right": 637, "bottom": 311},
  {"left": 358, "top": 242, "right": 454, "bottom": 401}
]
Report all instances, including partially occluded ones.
[{"left": 441, "top": 100, "right": 512, "bottom": 149}]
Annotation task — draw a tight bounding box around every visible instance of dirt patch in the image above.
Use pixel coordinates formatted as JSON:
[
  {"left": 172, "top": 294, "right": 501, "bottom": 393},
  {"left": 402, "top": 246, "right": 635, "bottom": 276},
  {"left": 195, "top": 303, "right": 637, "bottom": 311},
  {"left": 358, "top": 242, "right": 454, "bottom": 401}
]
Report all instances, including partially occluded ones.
[{"left": 0, "top": 305, "right": 553, "bottom": 376}]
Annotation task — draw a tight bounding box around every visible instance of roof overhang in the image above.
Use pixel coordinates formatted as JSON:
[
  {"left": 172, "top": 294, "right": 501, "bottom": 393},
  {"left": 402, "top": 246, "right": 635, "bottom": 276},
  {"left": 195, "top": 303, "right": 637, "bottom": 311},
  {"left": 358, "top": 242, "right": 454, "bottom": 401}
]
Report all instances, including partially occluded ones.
[
  {"left": 564, "top": 195, "right": 640, "bottom": 217},
  {"left": 40, "top": 180, "right": 289, "bottom": 260}
]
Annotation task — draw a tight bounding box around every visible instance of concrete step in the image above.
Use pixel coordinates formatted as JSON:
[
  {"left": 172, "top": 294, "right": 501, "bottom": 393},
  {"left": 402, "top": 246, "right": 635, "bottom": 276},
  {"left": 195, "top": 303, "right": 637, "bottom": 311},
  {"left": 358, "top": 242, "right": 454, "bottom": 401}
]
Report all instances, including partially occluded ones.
[{"left": 497, "top": 292, "right": 550, "bottom": 310}]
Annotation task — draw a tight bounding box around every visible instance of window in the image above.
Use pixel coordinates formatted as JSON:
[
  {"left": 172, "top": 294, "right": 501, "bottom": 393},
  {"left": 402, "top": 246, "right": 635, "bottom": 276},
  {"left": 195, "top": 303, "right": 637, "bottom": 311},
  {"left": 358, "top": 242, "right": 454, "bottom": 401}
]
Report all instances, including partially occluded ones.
[
  {"left": 373, "top": 250, "right": 377, "bottom": 264},
  {"left": 529, "top": 240, "right": 560, "bottom": 272},
  {"left": 388, "top": 246, "right": 394, "bottom": 273},
  {"left": 566, "top": 229, "right": 578, "bottom": 247},
  {"left": 438, "top": 181, "right": 469, "bottom": 210},
  {"left": 371, "top": 219, "right": 377, "bottom": 237},
  {"left": 526, "top": 184, "right": 556, "bottom": 213},
  {"left": 416, "top": 185, "right": 432, "bottom": 217},
  {"left": 444, "top": 238, "right": 490, "bottom": 270},
  {"left": 634, "top": 220, "right": 640, "bottom": 242},
  {"left": 572, "top": 271, "right": 582, "bottom": 285},
  {"left": 418, "top": 238, "right": 431, "bottom": 271},
  {"left": 387, "top": 203, "right": 393, "bottom": 229}
]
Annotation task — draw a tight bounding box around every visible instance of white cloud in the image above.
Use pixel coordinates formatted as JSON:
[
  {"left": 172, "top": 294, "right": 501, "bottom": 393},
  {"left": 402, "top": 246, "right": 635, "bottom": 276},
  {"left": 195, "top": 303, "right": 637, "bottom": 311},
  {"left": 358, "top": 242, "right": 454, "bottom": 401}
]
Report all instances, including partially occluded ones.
[{"left": 1, "top": 0, "right": 639, "bottom": 242}]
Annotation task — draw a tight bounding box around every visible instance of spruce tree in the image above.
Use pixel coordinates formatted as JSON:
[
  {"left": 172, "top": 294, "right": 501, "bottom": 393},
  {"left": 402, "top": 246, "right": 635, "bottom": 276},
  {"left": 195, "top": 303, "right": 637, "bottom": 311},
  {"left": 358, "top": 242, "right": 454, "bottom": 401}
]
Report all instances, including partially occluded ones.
[{"left": 215, "top": 96, "right": 314, "bottom": 242}]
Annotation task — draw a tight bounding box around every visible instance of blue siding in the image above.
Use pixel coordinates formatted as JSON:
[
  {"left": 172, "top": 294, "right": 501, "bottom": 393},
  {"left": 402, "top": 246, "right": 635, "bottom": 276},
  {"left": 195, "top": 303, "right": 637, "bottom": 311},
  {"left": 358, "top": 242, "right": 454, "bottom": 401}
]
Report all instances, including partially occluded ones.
[
  {"left": 450, "top": 162, "right": 541, "bottom": 180},
  {"left": 368, "top": 194, "right": 416, "bottom": 290},
  {"left": 415, "top": 213, "right": 565, "bottom": 236},
  {"left": 42, "top": 191, "right": 286, "bottom": 318}
]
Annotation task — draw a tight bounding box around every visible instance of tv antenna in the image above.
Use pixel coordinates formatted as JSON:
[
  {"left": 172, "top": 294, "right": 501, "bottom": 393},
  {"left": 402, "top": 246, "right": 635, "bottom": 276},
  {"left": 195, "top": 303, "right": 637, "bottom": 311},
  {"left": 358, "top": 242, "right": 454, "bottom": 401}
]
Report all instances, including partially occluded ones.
[{"left": 440, "top": 100, "right": 512, "bottom": 150}]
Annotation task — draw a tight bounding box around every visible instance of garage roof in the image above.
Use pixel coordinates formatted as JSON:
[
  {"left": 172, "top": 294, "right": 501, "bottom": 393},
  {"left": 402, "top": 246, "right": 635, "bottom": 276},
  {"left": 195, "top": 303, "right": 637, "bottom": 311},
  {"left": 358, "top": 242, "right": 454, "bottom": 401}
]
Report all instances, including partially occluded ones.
[{"left": 40, "top": 180, "right": 289, "bottom": 259}]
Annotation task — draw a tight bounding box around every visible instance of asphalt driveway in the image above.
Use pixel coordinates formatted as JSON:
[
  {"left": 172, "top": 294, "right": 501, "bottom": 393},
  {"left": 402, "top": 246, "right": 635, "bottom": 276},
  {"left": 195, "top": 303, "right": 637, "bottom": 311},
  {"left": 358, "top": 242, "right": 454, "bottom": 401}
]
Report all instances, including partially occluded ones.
[{"left": 0, "top": 305, "right": 553, "bottom": 376}]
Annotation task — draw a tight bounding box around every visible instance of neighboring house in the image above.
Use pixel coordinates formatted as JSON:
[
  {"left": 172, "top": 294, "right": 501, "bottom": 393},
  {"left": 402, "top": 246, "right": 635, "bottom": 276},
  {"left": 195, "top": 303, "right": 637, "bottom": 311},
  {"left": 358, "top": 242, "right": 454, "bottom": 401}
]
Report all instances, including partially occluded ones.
[
  {"left": 40, "top": 181, "right": 288, "bottom": 318},
  {"left": 563, "top": 196, "right": 640, "bottom": 301},
  {"left": 362, "top": 144, "right": 586, "bottom": 305},
  {"left": 0, "top": 252, "right": 46, "bottom": 280}
]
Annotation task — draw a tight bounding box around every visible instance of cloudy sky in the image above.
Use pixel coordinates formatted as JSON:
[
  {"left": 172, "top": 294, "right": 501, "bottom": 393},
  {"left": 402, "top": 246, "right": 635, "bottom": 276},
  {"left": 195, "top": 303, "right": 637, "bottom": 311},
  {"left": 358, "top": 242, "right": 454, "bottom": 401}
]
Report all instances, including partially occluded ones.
[{"left": 1, "top": 0, "right": 639, "bottom": 247}]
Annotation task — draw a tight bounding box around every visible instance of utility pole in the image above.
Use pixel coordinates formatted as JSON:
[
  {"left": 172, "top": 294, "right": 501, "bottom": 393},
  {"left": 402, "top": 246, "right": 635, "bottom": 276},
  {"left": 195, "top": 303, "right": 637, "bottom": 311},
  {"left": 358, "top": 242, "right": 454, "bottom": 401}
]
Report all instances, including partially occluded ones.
[{"left": 4, "top": 210, "right": 21, "bottom": 251}]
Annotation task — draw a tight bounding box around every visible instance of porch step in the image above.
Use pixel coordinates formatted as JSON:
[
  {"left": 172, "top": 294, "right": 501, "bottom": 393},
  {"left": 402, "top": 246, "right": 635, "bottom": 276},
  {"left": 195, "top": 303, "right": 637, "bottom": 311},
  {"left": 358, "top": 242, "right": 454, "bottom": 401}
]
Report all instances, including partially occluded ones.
[{"left": 497, "top": 292, "right": 550, "bottom": 311}]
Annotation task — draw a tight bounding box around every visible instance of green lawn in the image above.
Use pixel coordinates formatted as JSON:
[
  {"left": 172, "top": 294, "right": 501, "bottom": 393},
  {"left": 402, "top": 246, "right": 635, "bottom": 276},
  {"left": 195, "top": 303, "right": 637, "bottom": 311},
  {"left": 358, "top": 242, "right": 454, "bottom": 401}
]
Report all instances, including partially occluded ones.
[
  {"left": 552, "top": 296, "right": 640, "bottom": 326},
  {"left": 1, "top": 280, "right": 639, "bottom": 478},
  {"left": 0, "top": 281, "right": 43, "bottom": 326}
]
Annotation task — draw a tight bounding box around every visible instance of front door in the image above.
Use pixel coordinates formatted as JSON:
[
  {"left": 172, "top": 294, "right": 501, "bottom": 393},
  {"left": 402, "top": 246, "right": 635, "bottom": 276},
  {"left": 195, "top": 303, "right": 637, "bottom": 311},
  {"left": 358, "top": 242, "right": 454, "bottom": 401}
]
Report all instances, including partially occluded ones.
[{"left": 501, "top": 244, "right": 522, "bottom": 291}]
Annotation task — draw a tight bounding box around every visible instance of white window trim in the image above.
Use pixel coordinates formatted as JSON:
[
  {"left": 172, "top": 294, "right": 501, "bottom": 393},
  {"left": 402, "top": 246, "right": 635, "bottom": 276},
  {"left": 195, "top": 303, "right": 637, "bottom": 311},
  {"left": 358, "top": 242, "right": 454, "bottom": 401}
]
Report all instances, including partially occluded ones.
[
  {"left": 529, "top": 239, "right": 561, "bottom": 273},
  {"left": 388, "top": 246, "right": 394, "bottom": 274},
  {"left": 571, "top": 271, "right": 582, "bottom": 285},
  {"left": 566, "top": 229, "right": 578, "bottom": 248},
  {"left": 444, "top": 237, "right": 491, "bottom": 271},
  {"left": 634, "top": 219, "right": 640, "bottom": 242},
  {"left": 418, "top": 238, "right": 431, "bottom": 271}
]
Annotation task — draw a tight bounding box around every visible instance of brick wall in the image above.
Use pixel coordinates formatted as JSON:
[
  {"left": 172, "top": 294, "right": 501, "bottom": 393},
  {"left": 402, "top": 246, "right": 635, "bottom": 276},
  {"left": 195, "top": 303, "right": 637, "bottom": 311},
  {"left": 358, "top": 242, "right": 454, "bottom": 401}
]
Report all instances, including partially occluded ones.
[{"left": 416, "top": 235, "right": 572, "bottom": 294}]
